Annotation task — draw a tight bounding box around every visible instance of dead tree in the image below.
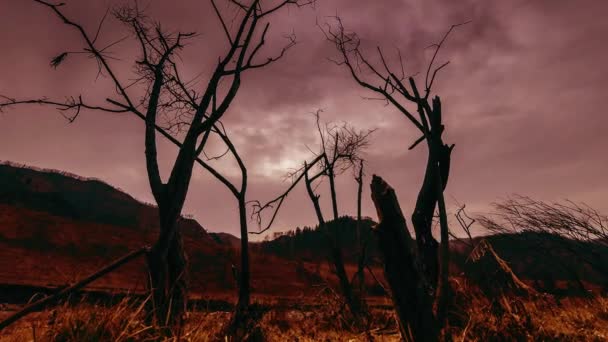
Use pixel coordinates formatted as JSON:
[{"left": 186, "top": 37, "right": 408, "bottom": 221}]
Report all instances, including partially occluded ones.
[
  {"left": 322, "top": 17, "right": 469, "bottom": 339},
  {"left": 448, "top": 203, "right": 476, "bottom": 253},
  {"left": 252, "top": 112, "right": 374, "bottom": 324},
  {"left": 199, "top": 123, "right": 268, "bottom": 340},
  {"left": 189, "top": 123, "right": 254, "bottom": 338},
  {"left": 300, "top": 115, "right": 373, "bottom": 324},
  {"left": 1, "top": 0, "right": 312, "bottom": 331},
  {"left": 352, "top": 160, "right": 367, "bottom": 303},
  {"left": 370, "top": 176, "right": 438, "bottom": 341}
]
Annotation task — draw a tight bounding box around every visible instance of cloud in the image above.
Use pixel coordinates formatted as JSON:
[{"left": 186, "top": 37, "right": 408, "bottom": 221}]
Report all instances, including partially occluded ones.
[{"left": 1, "top": 0, "right": 607, "bottom": 238}]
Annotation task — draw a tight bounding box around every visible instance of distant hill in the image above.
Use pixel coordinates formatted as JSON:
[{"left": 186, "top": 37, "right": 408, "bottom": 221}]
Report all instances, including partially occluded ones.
[
  {"left": 1, "top": 161, "right": 606, "bottom": 301},
  {"left": 0, "top": 161, "right": 239, "bottom": 294},
  {"left": 471, "top": 232, "right": 608, "bottom": 293},
  {"left": 260, "top": 215, "right": 608, "bottom": 294},
  {"left": 0, "top": 162, "right": 372, "bottom": 300},
  {"left": 1, "top": 162, "right": 149, "bottom": 229},
  {"left": 210, "top": 232, "right": 241, "bottom": 249},
  {"left": 258, "top": 216, "right": 379, "bottom": 264}
]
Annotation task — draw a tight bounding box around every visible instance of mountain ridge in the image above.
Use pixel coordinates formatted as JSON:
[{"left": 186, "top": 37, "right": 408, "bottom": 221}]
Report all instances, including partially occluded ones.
[{"left": 1, "top": 161, "right": 606, "bottom": 299}]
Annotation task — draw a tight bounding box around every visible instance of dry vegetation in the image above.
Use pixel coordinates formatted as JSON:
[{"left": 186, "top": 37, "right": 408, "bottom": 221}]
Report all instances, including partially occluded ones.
[{"left": 2, "top": 289, "right": 607, "bottom": 341}]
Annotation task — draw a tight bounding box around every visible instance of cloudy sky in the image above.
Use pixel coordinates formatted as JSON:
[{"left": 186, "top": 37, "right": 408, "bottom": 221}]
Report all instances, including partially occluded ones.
[{"left": 1, "top": 0, "right": 607, "bottom": 238}]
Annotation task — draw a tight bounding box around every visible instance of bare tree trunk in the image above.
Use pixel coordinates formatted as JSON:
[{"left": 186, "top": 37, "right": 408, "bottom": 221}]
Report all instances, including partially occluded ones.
[
  {"left": 434, "top": 169, "right": 450, "bottom": 327},
  {"left": 223, "top": 195, "right": 253, "bottom": 341},
  {"left": 329, "top": 236, "right": 361, "bottom": 316},
  {"left": 326, "top": 156, "right": 339, "bottom": 221},
  {"left": 237, "top": 196, "right": 250, "bottom": 310},
  {"left": 167, "top": 229, "right": 188, "bottom": 322},
  {"left": 143, "top": 127, "right": 197, "bottom": 331},
  {"left": 354, "top": 161, "right": 366, "bottom": 302},
  {"left": 411, "top": 157, "right": 440, "bottom": 286},
  {"left": 370, "top": 175, "right": 438, "bottom": 342},
  {"left": 146, "top": 227, "right": 188, "bottom": 329},
  {"left": 146, "top": 197, "right": 191, "bottom": 330},
  {"left": 304, "top": 165, "right": 362, "bottom": 321}
]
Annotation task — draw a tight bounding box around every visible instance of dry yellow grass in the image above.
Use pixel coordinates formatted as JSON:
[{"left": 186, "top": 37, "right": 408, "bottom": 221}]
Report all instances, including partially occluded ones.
[
  {"left": 450, "top": 295, "right": 608, "bottom": 341},
  {"left": 1, "top": 295, "right": 607, "bottom": 341}
]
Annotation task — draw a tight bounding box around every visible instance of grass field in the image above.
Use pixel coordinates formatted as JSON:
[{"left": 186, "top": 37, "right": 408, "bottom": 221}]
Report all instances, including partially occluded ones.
[{"left": 1, "top": 292, "right": 607, "bottom": 341}]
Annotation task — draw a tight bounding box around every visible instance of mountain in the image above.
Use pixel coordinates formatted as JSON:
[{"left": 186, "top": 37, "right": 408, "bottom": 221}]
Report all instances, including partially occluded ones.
[
  {"left": 468, "top": 232, "right": 608, "bottom": 293},
  {"left": 0, "top": 162, "right": 343, "bottom": 299},
  {"left": 0, "top": 161, "right": 239, "bottom": 294},
  {"left": 1, "top": 161, "right": 606, "bottom": 302},
  {"left": 210, "top": 232, "right": 241, "bottom": 249},
  {"left": 260, "top": 215, "right": 608, "bottom": 295},
  {"left": 258, "top": 216, "right": 379, "bottom": 264}
]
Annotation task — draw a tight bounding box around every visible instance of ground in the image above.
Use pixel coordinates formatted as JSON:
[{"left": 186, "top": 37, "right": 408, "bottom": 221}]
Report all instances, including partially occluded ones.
[{"left": 1, "top": 294, "right": 608, "bottom": 341}]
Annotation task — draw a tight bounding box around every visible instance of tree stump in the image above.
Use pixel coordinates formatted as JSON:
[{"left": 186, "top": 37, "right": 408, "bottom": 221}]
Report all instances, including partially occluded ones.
[{"left": 370, "top": 175, "right": 438, "bottom": 341}]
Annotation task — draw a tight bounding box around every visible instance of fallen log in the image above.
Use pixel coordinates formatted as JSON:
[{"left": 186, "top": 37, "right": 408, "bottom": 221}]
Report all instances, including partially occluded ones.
[
  {"left": 0, "top": 246, "right": 150, "bottom": 332},
  {"left": 466, "top": 239, "right": 536, "bottom": 299}
]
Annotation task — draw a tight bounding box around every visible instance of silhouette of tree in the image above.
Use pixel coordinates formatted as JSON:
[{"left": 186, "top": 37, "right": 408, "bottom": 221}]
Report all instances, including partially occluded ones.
[
  {"left": 352, "top": 160, "right": 368, "bottom": 306},
  {"left": 0, "top": 0, "right": 313, "bottom": 334},
  {"left": 322, "top": 16, "right": 469, "bottom": 340},
  {"left": 252, "top": 111, "right": 374, "bottom": 325},
  {"left": 189, "top": 122, "right": 255, "bottom": 338}
]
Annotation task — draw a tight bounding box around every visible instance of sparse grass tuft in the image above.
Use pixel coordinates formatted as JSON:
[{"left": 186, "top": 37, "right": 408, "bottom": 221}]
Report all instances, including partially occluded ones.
[
  {"left": 452, "top": 295, "right": 608, "bottom": 341},
  {"left": 42, "top": 298, "right": 152, "bottom": 342}
]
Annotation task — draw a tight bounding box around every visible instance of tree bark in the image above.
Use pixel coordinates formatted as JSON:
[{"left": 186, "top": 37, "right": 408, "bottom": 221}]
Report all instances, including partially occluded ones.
[
  {"left": 146, "top": 213, "right": 188, "bottom": 330},
  {"left": 370, "top": 175, "right": 438, "bottom": 342},
  {"left": 353, "top": 161, "right": 366, "bottom": 304},
  {"left": 411, "top": 150, "right": 441, "bottom": 288},
  {"left": 410, "top": 97, "right": 452, "bottom": 293},
  {"left": 237, "top": 196, "right": 250, "bottom": 310},
  {"left": 326, "top": 155, "right": 339, "bottom": 221},
  {"left": 167, "top": 229, "right": 188, "bottom": 322},
  {"left": 434, "top": 168, "right": 451, "bottom": 327},
  {"left": 329, "top": 233, "right": 362, "bottom": 318},
  {"left": 224, "top": 194, "right": 252, "bottom": 341}
]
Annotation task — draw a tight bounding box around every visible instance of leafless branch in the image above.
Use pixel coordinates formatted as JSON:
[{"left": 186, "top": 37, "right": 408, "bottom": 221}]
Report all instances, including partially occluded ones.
[
  {"left": 424, "top": 20, "right": 471, "bottom": 97},
  {"left": 249, "top": 153, "right": 324, "bottom": 235},
  {"left": 0, "top": 95, "right": 128, "bottom": 122},
  {"left": 477, "top": 195, "right": 608, "bottom": 245},
  {"left": 250, "top": 110, "right": 374, "bottom": 234},
  {"left": 448, "top": 204, "right": 475, "bottom": 249}
]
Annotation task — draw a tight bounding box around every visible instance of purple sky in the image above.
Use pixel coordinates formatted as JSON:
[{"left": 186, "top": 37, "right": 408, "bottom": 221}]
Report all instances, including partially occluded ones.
[{"left": 1, "top": 0, "right": 607, "bottom": 239}]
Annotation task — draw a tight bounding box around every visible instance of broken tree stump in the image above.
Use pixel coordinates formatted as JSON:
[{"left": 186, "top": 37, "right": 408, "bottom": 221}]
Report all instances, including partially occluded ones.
[{"left": 370, "top": 175, "right": 438, "bottom": 341}]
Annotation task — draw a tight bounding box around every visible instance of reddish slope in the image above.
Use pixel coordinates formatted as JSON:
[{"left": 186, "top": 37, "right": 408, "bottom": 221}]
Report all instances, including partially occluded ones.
[
  {"left": 0, "top": 162, "right": 240, "bottom": 296},
  {"left": 0, "top": 203, "right": 236, "bottom": 294},
  {"left": 0, "top": 162, "right": 371, "bottom": 300}
]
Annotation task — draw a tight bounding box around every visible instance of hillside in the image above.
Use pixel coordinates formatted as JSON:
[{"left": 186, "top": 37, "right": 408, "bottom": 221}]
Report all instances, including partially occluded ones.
[
  {"left": 260, "top": 216, "right": 608, "bottom": 295},
  {"left": 0, "top": 163, "right": 390, "bottom": 301},
  {"left": 473, "top": 232, "right": 608, "bottom": 293},
  {"left": 257, "top": 216, "right": 379, "bottom": 264},
  {"left": 210, "top": 232, "right": 241, "bottom": 249},
  {"left": 1, "top": 161, "right": 606, "bottom": 303},
  {"left": 0, "top": 162, "right": 352, "bottom": 300},
  {"left": 0, "top": 162, "right": 239, "bottom": 293}
]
